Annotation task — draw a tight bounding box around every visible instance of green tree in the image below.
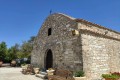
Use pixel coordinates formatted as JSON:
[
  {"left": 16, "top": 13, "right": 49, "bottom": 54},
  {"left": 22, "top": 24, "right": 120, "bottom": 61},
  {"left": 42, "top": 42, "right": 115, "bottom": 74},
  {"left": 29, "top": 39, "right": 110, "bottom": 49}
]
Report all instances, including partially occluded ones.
[
  {"left": 0, "top": 36, "right": 36, "bottom": 63},
  {"left": 16, "top": 51, "right": 24, "bottom": 59},
  {"left": 21, "top": 41, "right": 32, "bottom": 58},
  {"left": 21, "top": 36, "right": 35, "bottom": 58},
  {"left": 28, "top": 36, "right": 36, "bottom": 44},
  {"left": 7, "top": 43, "right": 20, "bottom": 61},
  {"left": 0, "top": 42, "right": 7, "bottom": 62}
]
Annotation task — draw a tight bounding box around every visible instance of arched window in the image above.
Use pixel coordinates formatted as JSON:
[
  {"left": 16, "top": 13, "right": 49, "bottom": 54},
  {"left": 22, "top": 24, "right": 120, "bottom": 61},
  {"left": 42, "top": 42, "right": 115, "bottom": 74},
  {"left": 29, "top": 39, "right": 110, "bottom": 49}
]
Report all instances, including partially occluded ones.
[{"left": 48, "top": 28, "right": 52, "bottom": 36}]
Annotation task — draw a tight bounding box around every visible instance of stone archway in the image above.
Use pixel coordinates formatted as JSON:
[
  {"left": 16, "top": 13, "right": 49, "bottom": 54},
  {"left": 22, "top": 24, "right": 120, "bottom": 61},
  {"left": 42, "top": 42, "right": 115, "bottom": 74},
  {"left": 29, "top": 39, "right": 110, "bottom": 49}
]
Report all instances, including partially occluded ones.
[{"left": 45, "top": 49, "right": 53, "bottom": 69}]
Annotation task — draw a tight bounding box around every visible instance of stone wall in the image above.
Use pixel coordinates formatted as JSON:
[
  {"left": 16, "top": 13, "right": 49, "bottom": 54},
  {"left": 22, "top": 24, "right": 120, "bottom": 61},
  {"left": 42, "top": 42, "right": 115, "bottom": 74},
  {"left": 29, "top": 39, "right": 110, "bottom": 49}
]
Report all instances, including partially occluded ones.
[
  {"left": 78, "top": 22, "right": 120, "bottom": 80},
  {"left": 31, "top": 13, "right": 83, "bottom": 71},
  {"left": 31, "top": 13, "right": 120, "bottom": 80}
]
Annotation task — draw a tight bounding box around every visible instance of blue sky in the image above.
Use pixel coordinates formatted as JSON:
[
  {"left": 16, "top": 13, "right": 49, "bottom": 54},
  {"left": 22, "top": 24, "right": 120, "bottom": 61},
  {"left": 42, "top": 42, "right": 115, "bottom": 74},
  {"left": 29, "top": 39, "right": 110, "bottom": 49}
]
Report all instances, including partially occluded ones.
[{"left": 0, "top": 0, "right": 120, "bottom": 48}]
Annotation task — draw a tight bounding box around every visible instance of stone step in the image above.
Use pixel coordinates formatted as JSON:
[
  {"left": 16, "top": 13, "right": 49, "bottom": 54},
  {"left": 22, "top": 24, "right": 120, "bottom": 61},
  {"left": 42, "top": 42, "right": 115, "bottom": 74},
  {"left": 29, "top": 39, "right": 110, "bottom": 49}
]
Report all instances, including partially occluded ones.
[
  {"left": 36, "top": 74, "right": 46, "bottom": 79},
  {"left": 40, "top": 71, "right": 47, "bottom": 75},
  {"left": 35, "top": 72, "right": 48, "bottom": 80}
]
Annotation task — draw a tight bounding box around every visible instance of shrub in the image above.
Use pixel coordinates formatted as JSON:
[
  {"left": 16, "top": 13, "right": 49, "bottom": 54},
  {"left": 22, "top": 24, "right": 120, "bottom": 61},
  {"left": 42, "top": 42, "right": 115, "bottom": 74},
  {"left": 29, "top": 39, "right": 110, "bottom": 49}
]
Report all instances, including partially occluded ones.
[
  {"left": 111, "top": 72, "right": 120, "bottom": 77},
  {"left": 21, "top": 63, "right": 26, "bottom": 66},
  {"left": 102, "top": 74, "right": 120, "bottom": 79},
  {"left": 74, "top": 70, "right": 84, "bottom": 77}
]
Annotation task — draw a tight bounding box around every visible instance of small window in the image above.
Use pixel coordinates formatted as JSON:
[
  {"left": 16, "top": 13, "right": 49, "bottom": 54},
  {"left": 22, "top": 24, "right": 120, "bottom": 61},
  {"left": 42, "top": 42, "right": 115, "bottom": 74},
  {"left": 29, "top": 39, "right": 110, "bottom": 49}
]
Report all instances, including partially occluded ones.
[{"left": 48, "top": 28, "right": 52, "bottom": 36}]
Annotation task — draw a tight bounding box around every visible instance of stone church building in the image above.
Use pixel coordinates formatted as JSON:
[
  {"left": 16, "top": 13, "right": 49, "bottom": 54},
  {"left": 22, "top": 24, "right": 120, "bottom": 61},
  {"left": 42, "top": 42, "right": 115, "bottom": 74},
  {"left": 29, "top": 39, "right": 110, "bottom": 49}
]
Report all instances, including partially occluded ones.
[{"left": 31, "top": 13, "right": 120, "bottom": 80}]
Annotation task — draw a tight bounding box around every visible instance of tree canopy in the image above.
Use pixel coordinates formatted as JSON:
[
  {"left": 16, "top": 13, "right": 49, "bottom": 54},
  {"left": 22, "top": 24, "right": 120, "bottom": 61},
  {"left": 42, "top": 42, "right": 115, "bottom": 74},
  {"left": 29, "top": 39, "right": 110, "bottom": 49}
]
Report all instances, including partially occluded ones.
[
  {"left": 0, "top": 36, "right": 36, "bottom": 63},
  {"left": 0, "top": 42, "right": 7, "bottom": 61}
]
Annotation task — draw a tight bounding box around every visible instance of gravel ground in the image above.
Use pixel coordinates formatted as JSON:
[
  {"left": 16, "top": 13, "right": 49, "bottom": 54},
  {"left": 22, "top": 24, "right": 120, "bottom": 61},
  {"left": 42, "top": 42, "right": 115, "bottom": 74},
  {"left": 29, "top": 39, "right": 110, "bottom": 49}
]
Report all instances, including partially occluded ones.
[{"left": 0, "top": 67, "right": 43, "bottom": 80}]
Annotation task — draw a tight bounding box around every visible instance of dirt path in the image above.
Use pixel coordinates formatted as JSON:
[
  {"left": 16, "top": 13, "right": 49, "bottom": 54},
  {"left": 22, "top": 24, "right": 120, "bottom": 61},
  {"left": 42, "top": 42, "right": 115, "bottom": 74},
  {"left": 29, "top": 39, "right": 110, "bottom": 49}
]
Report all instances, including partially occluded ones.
[{"left": 0, "top": 67, "right": 43, "bottom": 80}]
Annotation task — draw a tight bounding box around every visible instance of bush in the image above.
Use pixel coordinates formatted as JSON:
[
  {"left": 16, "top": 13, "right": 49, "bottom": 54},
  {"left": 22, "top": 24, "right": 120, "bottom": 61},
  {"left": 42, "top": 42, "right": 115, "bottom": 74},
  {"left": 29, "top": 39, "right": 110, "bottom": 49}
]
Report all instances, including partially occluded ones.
[
  {"left": 102, "top": 74, "right": 120, "bottom": 79},
  {"left": 111, "top": 72, "right": 120, "bottom": 77},
  {"left": 74, "top": 70, "right": 84, "bottom": 77},
  {"left": 21, "top": 63, "right": 26, "bottom": 66}
]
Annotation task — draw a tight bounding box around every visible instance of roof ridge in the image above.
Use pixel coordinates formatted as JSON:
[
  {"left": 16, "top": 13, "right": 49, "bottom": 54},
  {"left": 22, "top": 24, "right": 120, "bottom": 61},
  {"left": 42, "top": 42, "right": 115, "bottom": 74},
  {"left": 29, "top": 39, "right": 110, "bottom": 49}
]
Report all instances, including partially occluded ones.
[
  {"left": 51, "top": 13, "right": 76, "bottom": 20},
  {"left": 75, "top": 18, "right": 120, "bottom": 35}
]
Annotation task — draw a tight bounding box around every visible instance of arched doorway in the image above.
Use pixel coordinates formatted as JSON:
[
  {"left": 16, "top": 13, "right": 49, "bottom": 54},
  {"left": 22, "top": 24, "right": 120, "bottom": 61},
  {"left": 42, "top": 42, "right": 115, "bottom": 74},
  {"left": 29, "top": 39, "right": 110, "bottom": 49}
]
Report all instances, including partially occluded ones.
[{"left": 45, "top": 49, "right": 53, "bottom": 69}]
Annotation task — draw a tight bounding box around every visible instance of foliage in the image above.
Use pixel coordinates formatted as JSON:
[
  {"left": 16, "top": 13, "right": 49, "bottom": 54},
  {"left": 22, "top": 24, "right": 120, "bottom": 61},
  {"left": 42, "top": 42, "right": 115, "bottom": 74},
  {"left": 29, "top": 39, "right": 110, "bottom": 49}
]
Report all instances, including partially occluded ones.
[
  {"left": 102, "top": 74, "right": 120, "bottom": 79},
  {"left": 21, "top": 63, "right": 27, "bottom": 66},
  {"left": 48, "top": 68, "right": 54, "bottom": 70},
  {"left": 111, "top": 72, "right": 120, "bottom": 77},
  {"left": 21, "top": 41, "right": 32, "bottom": 58},
  {"left": 7, "top": 44, "right": 20, "bottom": 61},
  {"left": 28, "top": 36, "right": 36, "bottom": 44},
  {"left": 16, "top": 51, "right": 24, "bottom": 59},
  {"left": 0, "top": 42, "right": 7, "bottom": 61},
  {"left": 0, "top": 36, "right": 36, "bottom": 63},
  {"left": 20, "top": 36, "right": 35, "bottom": 58},
  {"left": 74, "top": 70, "right": 84, "bottom": 77}
]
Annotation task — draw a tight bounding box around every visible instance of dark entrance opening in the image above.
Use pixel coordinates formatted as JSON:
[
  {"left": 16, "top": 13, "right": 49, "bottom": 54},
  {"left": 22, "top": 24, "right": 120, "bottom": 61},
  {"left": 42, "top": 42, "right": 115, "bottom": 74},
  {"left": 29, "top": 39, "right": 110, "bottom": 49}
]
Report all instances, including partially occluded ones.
[
  {"left": 48, "top": 28, "right": 52, "bottom": 36},
  {"left": 45, "top": 49, "right": 53, "bottom": 69}
]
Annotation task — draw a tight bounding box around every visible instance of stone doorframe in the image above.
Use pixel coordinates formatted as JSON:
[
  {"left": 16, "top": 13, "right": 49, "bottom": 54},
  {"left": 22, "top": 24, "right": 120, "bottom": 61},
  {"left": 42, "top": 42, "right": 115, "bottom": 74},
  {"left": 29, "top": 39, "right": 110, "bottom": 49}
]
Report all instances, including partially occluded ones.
[{"left": 44, "top": 49, "right": 53, "bottom": 70}]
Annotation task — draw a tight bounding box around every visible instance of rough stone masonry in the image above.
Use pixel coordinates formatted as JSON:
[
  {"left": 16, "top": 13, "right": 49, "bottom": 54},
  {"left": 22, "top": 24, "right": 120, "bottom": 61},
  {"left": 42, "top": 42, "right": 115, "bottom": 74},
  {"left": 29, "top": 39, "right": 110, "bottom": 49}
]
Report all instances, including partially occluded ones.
[{"left": 31, "top": 13, "right": 120, "bottom": 80}]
